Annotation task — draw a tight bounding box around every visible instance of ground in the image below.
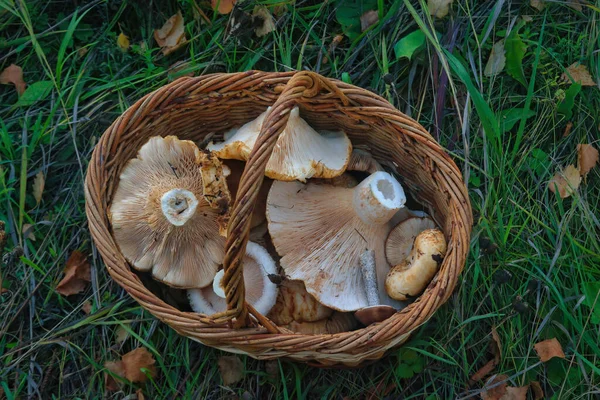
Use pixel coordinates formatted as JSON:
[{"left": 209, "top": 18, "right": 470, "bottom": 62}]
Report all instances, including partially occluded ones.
[{"left": 1, "top": 0, "right": 599, "bottom": 399}]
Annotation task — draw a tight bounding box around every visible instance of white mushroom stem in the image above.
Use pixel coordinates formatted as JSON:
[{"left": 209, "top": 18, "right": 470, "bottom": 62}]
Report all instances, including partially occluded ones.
[
  {"left": 212, "top": 269, "right": 226, "bottom": 298},
  {"left": 360, "top": 250, "right": 378, "bottom": 306},
  {"left": 353, "top": 171, "right": 406, "bottom": 225},
  {"left": 160, "top": 188, "right": 199, "bottom": 226}
]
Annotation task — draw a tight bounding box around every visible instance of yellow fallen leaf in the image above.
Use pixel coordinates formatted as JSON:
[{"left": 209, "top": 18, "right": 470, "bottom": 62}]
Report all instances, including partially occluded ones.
[
  {"left": 32, "top": 171, "right": 44, "bottom": 205},
  {"left": 252, "top": 6, "right": 276, "bottom": 37},
  {"left": 56, "top": 250, "right": 91, "bottom": 296},
  {"left": 218, "top": 356, "right": 244, "bottom": 386},
  {"left": 577, "top": 144, "right": 598, "bottom": 177},
  {"left": 561, "top": 63, "right": 596, "bottom": 86},
  {"left": 548, "top": 165, "right": 581, "bottom": 199},
  {"left": 211, "top": 0, "right": 236, "bottom": 14},
  {"left": 360, "top": 10, "right": 379, "bottom": 32},
  {"left": 117, "top": 32, "right": 130, "bottom": 51},
  {"left": 0, "top": 64, "right": 27, "bottom": 95},
  {"left": 428, "top": 0, "right": 453, "bottom": 18},
  {"left": 530, "top": 0, "right": 545, "bottom": 11},
  {"left": 115, "top": 323, "right": 130, "bottom": 344},
  {"left": 22, "top": 223, "right": 35, "bottom": 241},
  {"left": 484, "top": 41, "right": 506, "bottom": 77},
  {"left": 153, "top": 11, "right": 187, "bottom": 56},
  {"left": 567, "top": 0, "right": 583, "bottom": 11},
  {"left": 534, "top": 338, "right": 566, "bottom": 362}
]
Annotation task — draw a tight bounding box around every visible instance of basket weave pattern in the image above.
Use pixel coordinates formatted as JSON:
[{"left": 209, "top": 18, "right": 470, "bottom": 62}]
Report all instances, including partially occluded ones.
[{"left": 85, "top": 70, "right": 472, "bottom": 366}]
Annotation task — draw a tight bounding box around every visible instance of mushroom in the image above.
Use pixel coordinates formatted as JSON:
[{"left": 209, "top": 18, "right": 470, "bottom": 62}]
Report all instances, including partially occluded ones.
[
  {"left": 283, "top": 312, "right": 357, "bottom": 335},
  {"left": 109, "top": 136, "right": 230, "bottom": 289},
  {"left": 188, "top": 242, "right": 279, "bottom": 315},
  {"left": 267, "top": 171, "right": 407, "bottom": 311},
  {"left": 208, "top": 107, "right": 352, "bottom": 182},
  {"left": 385, "top": 229, "right": 447, "bottom": 301},
  {"left": 354, "top": 250, "right": 396, "bottom": 326},
  {"left": 267, "top": 280, "right": 333, "bottom": 326},
  {"left": 385, "top": 217, "right": 436, "bottom": 266},
  {"left": 347, "top": 149, "right": 383, "bottom": 174}
]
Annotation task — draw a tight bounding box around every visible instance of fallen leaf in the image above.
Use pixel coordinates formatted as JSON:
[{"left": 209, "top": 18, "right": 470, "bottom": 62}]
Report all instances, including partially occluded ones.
[
  {"left": 360, "top": 10, "right": 379, "bottom": 31},
  {"left": 211, "top": 0, "right": 236, "bottom": 14},
  {"left": 567, "top": 0, "right": 583, "bottom": 11},
  {"left": 548, "top": 165, "right": 581, "bottom": 199},
  {"left": 428, "top": 0, "right": 453, "bottom": 18},
  {"left": 136, "top": 388, "right": 145, "bottom": 400},
  {"left": 563, "top": 121, "right": 573, "bottom": 137},
  {"left": 22, "top": 224, "right": 35, "bottom": 241},
  {"left": 104, "top": 361, "right": 124, "bottom": 391},
  {"left": 32, "top": 171, "right": 44, "bottom": 205},
  {"left": 481, "top": 374, "right": 508, "bottom": 400},
  {"left": 534, "top": 338, "right": 566, "bottom": 362},
  {"left": 578, "top": 144, "right": 599, "bottom": 177},
  {"left": 470, "top": 359, "right": 497, "bottom": 386},
  {"left": 81, "top": 301, "right": 93, "bottom": 314},
  {"left": 484, "top": 41, "right": 506, "bottom": 77},
  {"left": 329, "top": 34, "right": 344, "bottom": 52},
  {"left": 77, "top": 47, "right": 89, "bottom": 57},
  {"left": 491, "top": 326, "right": 501, "bottom": 363},
  {"left": 56, "top": 250, "right": 91, "bottom": 296},
  {"left": 153, "top": 11, "right": 187, "bottom": 55},
  {"left": 521, "top": 15, "right": 533, "bottom": 22},
  {"left": 218, "top": 355, "right": 244, "bottom": 386},
  {"left": 530, "top": 381, "right": 544, "bottom": 399},
  {"left": 117, "top": 32, "right": 130, "bottom": 51},
  {"left": 265, "top": 360, "right": 278, "bottom": 379},
  {"left": 16, "top": 80, "right": 53, "bottom": 107},
  {"left": 557, "top": 82, "right": 582, "bottom": 120},
  {"left": 115, "top": 323, "right": 130, "bottom": 344},
  {"left": 530, "top": 0, "right": 545, "bottom": 10},
  {"left": 561, "top": 63, "right": 596, "bottom": 86},
  {"left": 252, "top": 6, "right": 275, "bottom": 37},
  {"left": 0, "top": 64, "right": 26, "bottom": 95},
  {"left": 501, "top": 386, "right": 529, "bottom": 400},
  {"left": 0, "top": 220, "right": 6, "bottom": 251},
  {"left": 394, "top": 30, "right": 426, "bottom": 60},
  {"left": 104, "top": 347, "right": 157, "bottom": 384}
]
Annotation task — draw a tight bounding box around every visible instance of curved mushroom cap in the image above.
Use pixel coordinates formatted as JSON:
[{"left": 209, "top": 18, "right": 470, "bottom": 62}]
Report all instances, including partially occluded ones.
[
  {"left": 110, "top": 136, "right": 230, "bottom": 289},
  {"left": 283, "top": 312, "right": 357, "bottom": 335},
  {"left": 385, "top": 229, "right": 447, "bottom": 301},
  {"left": 347, "top": 149, "right": 384, "bottom": 174},
  {"left": 187, "top": 242, "right": 279, "bottom": 316},
  {"left": 208, "top": 107, "right": 352, "bottom": 182},
  {"left": 267, "top": 280, "right": 333, "bottom": 325},
  {"left": 267, "top": 171, "right": 406, "bottom": 311},
  {"left": 385, "top": 217, "right": 436, "bottom": 266}
]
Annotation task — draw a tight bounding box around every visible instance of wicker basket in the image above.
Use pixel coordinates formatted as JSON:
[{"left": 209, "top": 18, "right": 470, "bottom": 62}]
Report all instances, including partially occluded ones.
[{"left": 84, "top": 70, "right": 472, "bottom": 367}]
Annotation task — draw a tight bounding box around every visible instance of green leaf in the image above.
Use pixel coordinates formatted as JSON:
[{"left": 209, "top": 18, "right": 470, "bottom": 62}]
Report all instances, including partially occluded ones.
[
  {"left": 525, "top": 148, "right": 549, "bottom": 176},
  {"left": 16, "top": 81, "right": 53, "bottom": 107},
  {"left": 497, "top": 107, "right": 536, "bottom": 133},
  {"left": 505, "top": 31, "right": 527, "bottom": 86},
  {"left": 341, "top": 72, "right": 352, "bottom": 84},
  {"left": 395, "top": 349, "right": 424, "bottom": 379},
  {"left": 582, "top": 281, "right": 600, "bottom": 324},
  {"left": 335, "top": 0, "right": 377, "bottom": 41},
  {"left": 393, "top": 30, "right": 426, "bottom": 60},
  {"left": 557, "top": 83, "right": 581, "bottom": 120}
]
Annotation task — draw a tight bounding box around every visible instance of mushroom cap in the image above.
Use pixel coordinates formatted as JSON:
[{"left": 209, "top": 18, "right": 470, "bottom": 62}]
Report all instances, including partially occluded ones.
[
  {"left": 110, "top": 136, "right": 230, "bottom": 289},
  {"left": 354, "top": 305, "right": 396, "bottom": 326},
  {"left": 267, "top": 174, "right": 405, "bottom": 311},
  {"left": 283, "top": 312, "right": 357, "bottom": 335},
  {"left": 267, "top": 280, "right": 333, "bottom": 325},
  {"left": 187, "top": 241, "right": 279, "bottom": 316},
  {"left": 347, "top": 149, "right": 383, "bottom": 174},
  {"left": 208, "top": 107, "right": 352, "bottom": 182},
  {"left": 385, "top": 229, "right": 447, "bottom": 301},
  {"left": 385, "top": 217, "right": 436, "bottom": 266}
]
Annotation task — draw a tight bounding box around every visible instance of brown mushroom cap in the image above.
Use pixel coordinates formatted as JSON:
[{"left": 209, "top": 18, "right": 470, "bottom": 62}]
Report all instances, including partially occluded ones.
[
  {"left": 385, "top": 217, "right": 436, "bottom": 266},
  {"left": 283, "top": 312, "right": 357, "bottom": 334},
  {"left": 109, "top": 136, "right": 230, "bottom": 289}
]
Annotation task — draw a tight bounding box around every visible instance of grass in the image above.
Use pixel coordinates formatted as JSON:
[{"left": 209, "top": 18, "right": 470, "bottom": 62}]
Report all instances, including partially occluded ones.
[{"left": 1, "top": 0, "right": 599, "bottom": 398}]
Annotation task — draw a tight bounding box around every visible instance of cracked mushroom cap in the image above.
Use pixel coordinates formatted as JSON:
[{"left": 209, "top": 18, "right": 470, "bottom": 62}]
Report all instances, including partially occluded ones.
[
  {"left": 385, "top": 217, "right": 436, "bottom": 266},
  {"left": 267, "top": 171, "right": 407, "bottom": 311},
  {"left": 109, "top": 136, "right": 230, "bottom": 289},
  {"left": 208, "top": 107, "right": 352, "bottom": 182},
  {"left": 187, "top": 242, "right": 279, "bottom": 315}
]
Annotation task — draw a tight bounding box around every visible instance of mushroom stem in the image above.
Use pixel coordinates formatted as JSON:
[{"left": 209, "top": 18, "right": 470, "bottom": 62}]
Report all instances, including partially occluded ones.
[
  {"left": 353, "top": 171, "right": 406, "bottom": 225},
  {"left": 212, "top": 269, "right": 226, "bottom": 299},
  {"left": 359, "top": 250, "right": 378, "bottom": 306},
  {"left": 160, "top": 188, "right": 199, "bottom": 226}
]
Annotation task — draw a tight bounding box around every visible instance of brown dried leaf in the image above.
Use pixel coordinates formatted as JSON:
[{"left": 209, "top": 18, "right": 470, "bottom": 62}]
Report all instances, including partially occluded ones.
[
  {"left": 104, "top": 361, "right": 124, "bottom": 391},
  {"left": 548, "top": 165, "right": 581, "bottom": 199},
  {"left": 577, "top": 144, "right": 598, "bottom": 177},
  {"left": 561, "top": 63, "right": 596, "bottom": 86},
  {"left": 484, "top": 41, "right": 506, "bottom": 77},
  {"left": 56, "top": 250, "right": 91, "bottom": 296},
  {"left": 530, "top": 381, "right": 544, "bottom": 400},
  {"left": 534, "top": 338, "right": 566, "bottom": 362},
  {"left": 481, "top": 374, "right": 508, "bottom": 400},
  {"left": 32, "top": 171, "right": 44, "bottom": 205},
  {"left": 136, "top": 388, "right": 145, "bottom": 400},
  {"left": 22, "top": 223, "right": 35, "bottom": 241},
  {"left": 491, "top": 326, "right": 501, "bottom": 363},
  {"left": 117, "top": 32, "right": 130, "bottom": 51},
  {"left": 501, "top": 386, "right": 529, "bottom": 400},
  {"left": 81, "top": 301, "right": 93, "bottom": 314},
  {"left": 115, "top": 323, "right": 130, "bottom": 344},
  {"left": 211, "top": 0, "right": 236, "bottom": 14},
  {"left": 563, "top": 121, "right": 573, "bottom": 137},
  {"left": 0, "top": 64, "right": 26, "bottom": 95},
  {"left": 428, "top": 0, "right": 453, "bottom": 18},
  {"left": 360, "top": 10, "right": 379, "bottom": 32},
  {"left": 218, "top": 356, "right": 245, "bottom": 386},
  {"left": 567, "top": 0, "right": 583, "bottom": 11},
  {"left": 153, "top": 11, "right": 187, "bottom": 55},
  {"left": 252, "top": 6, "right": 275, "bottom": 37},
  {"left": 265, "top": 360, "right": 279, "bottom": 379},
  {"left": 530, "top": 0, "right": 545, "bottom": 11},
  {"left": 105, "top": 347, "right": 157, "bottom": 386},
  {"left": 469, "top": 359, "right": 497, "bottom": 386}
]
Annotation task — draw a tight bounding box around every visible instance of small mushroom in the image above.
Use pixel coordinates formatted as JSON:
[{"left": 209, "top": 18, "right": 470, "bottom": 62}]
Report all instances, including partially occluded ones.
[
  {"left": 385, "top": 217, "right": 436, "bottom": 266},
  {"left": 188, "top": 242, "right": 279, "bottom": 315},
  {"left": 267, "top": 280, "right": 333, "bottom": 326},
  {"left": 347, "top": 149, "right": 383, "bottom": 174},
  {"left": 109, "top": 136, "right": 230, "bottom": 289},
  {"left": 267, "top": 171, "right": 407, "bottom": 311},
  {"left": 354, "top": 250, "right": 396, "bottom": 326},
  {"left": 284, "top": 312, "right": 357, "bottom": 335},
  {"left": 385, "top": 229, "right": 447, "bottom": 301},
  {"left": 208, "top": 107, "right": 352, "bottom": 182}
]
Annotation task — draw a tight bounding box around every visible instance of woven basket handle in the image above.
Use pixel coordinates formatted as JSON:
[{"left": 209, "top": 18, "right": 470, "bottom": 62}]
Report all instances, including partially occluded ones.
[{"left": 218, "top": 71, "right": 349, "bottom": 328}]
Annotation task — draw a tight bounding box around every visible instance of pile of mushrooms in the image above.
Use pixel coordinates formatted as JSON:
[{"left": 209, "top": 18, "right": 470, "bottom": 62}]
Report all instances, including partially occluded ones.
[{"left": 109, "top": 107, "right": 447, "bottom": 335}]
